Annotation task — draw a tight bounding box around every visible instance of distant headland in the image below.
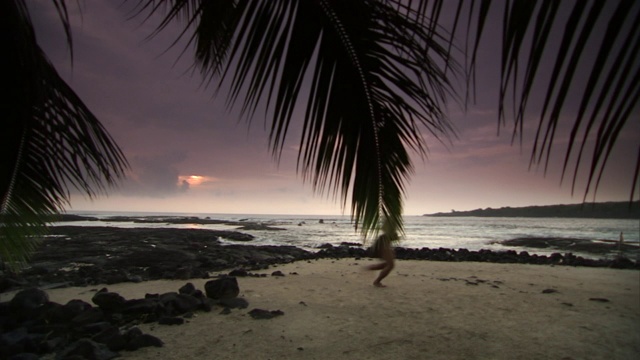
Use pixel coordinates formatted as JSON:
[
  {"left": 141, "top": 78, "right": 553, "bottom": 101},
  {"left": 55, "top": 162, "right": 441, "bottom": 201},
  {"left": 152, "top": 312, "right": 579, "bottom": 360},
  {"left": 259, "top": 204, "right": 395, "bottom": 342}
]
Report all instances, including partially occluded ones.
[{"left": 424, "top": 201, "right": 639, "bottom": 219}]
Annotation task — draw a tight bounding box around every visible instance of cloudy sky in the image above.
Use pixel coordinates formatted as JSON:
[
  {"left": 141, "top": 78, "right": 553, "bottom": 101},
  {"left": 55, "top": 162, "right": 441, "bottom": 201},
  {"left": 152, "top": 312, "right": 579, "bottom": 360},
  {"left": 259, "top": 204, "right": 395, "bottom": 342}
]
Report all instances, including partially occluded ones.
[{"left": 29, "top": 1, "right": 639, "bottom": 216}]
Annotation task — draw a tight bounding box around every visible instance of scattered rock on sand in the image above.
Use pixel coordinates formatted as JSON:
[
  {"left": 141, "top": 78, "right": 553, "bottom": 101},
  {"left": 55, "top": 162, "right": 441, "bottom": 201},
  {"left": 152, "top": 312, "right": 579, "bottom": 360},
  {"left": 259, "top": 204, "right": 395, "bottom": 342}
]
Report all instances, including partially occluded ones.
[
  {"left": 248, "top": 308, "right": 285, "bottom": 319},
  {"left": 229, "top": 268, "right": 249, "bottom": 277},
  {"left": 218, "top": 297, "right": 249, "bottom": 309}
]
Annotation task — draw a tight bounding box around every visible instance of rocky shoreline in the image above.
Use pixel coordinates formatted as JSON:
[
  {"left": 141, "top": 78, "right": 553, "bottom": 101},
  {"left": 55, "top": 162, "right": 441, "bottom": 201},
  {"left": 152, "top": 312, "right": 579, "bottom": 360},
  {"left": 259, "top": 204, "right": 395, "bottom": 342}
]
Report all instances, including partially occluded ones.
[
  {"left": 1, "top": 226, "right": 637, "bottom": 293},
  {"left": 1, "top": 226, "right": 313, "bottom": 292}
]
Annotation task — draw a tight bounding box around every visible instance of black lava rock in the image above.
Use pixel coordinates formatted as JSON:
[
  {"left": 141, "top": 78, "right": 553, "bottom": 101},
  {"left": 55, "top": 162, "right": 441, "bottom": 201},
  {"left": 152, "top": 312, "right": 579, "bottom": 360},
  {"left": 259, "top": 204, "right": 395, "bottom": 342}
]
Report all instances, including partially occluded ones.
[{"left": 205, "top": 277, "right": 240, "bottom": 299}]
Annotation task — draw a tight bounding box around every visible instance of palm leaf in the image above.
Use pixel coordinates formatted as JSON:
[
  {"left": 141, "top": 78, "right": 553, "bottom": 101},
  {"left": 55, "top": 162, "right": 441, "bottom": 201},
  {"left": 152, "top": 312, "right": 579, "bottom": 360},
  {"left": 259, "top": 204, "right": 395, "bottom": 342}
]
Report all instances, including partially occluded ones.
[
  {"left": 1, "top": 0, "right": 128, "bottom": 268},
  {"left": 135, "top": 0, "right": 459, "bottom": 238},
  {"left": 465, "top": 0, "right": 640, "bottom": 200},
  {"left": 133, "top": 0, "right": 639, "bottom": 241}
]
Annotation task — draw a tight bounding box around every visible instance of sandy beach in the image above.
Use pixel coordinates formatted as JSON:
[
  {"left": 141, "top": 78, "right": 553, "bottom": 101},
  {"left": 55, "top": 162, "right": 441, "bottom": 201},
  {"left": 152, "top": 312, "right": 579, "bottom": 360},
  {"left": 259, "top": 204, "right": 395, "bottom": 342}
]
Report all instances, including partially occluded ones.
[{"left": 11, "top": 258, "right": 638, "bottom": 360}]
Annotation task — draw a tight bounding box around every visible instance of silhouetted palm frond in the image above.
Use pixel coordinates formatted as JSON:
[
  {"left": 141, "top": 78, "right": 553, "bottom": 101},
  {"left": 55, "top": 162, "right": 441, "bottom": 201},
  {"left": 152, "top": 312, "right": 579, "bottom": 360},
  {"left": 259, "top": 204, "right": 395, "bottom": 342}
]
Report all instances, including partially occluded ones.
[
  {"left": 132, "top": 0, "right": 459, "bottom": 238},
  {"left": 132, "top": 0, "right": 639, "bottom": 238},
  {"left": 0, "top": 0, "right": 128, "bottom": 268},
  {"left": 461, "top": 0, "right": 640, "bottom": 201}
]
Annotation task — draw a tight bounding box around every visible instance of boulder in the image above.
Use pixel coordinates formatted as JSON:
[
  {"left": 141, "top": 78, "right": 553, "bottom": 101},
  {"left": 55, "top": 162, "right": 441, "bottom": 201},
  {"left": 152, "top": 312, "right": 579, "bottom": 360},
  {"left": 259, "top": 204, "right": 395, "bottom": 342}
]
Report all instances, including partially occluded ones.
[
  {"left": 205, "top": 277, "right": 239, "bottom": 299},
  {"left": 610, "top": 256, "right": 635, "bottom": 269},
  {"left": 56, "top": 338, "right": 119, "bottom": 360},
  {"left": 122, "top": 298, "right": 161, "bottom": 316},
  {"left": 38, "top": 302, "right": 66, "bottom": 324},
  {"left": 71, "top": 308, "right": 105, "bottom": 326},
  {"left": 63, "top": 299, "right": 93, "bottom": 320},
  {"left": 91, "top": 289, "right": 126, "bottom": 312},
  {"left": 198, "top": 296, "right": 216, "bottom": 312},
  {"left": 92, "top": 325, "right": 127, "bottom": 351},
  {"left": 173, "top": 267, "right": 193, "bottom": 280},
  {"left": 9, "top": 288, "right": 48, "bottom": 320},
  {"left": 124, "top": 328, "right": 163, "bottom": 351},
  {"left": 229, "top": 268, "right": 248, "bottom": 277},
  {"left": 127, "top": 333, "right": 164, "bottom": 350},
  {"left": 178, "top": 282, "right": 197, "bottom": 295},
  {"left": 158, "top": 293, "right": 200, "bottom": 315},
  {"left": 80, "top": 321, "right": 113, "bottom": 336},
  {"left": 218, "top": 297, "right": 249, "bottom": 309}
]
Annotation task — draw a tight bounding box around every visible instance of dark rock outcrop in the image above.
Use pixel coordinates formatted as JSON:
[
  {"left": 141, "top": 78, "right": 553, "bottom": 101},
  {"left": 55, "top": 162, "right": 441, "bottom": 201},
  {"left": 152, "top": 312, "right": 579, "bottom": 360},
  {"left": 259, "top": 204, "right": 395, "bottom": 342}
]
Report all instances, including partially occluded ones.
[{"left": 0, "top": 226, "right": 315, "bottom": 292}]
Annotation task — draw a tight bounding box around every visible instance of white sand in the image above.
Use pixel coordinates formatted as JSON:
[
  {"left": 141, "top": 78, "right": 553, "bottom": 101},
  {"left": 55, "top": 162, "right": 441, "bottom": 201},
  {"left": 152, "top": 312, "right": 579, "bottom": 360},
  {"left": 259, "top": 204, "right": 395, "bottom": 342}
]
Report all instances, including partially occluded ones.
[{"left": 4, "top": 259, "right": 639, "bottom": 359}]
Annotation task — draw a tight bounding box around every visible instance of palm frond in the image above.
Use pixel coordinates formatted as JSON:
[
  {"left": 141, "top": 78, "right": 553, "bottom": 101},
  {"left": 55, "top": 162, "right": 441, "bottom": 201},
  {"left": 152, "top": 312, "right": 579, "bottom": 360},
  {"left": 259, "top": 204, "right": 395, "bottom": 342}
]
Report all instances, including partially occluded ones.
[
  {"left": 131, "top": 0, "right": 639, "bottom": 242},
  {"left": 465, "top": 0, "right": 640, "bottom": 200},
  {"left": 135, "top": 0, "right": 459, "bottom": 237},
  {"left": 1, "top": 0, "right": 128, "bottom": 268}
]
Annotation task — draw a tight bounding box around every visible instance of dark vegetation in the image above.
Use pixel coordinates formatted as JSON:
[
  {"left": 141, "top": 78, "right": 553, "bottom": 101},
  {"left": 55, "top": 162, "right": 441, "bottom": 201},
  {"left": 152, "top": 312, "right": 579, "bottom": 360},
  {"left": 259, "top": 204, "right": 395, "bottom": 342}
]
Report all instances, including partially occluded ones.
[{"left": 424, "top": 201, "right": 640, "bottom": 219}]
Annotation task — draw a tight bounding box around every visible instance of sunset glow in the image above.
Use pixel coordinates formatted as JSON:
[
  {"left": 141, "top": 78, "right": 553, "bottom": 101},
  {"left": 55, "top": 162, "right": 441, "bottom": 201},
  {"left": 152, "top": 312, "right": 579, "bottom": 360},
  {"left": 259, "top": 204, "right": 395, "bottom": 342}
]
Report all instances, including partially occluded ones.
[{"left": 179, "top": 175, "right": 216, "bottom": 186}]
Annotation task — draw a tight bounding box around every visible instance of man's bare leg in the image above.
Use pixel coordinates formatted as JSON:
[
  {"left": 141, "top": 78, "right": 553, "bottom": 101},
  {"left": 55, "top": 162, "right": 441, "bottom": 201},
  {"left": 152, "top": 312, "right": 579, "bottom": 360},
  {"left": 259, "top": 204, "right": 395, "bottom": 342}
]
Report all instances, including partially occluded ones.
[
  {"left": 373, "top": 262, "right": 393, "bottom": 287},
  {"left": 367, "top": 236, "right": 396, "bottom": 287},
  {"left": 366, "top": 263, "right": 386, "bottom": 271}
]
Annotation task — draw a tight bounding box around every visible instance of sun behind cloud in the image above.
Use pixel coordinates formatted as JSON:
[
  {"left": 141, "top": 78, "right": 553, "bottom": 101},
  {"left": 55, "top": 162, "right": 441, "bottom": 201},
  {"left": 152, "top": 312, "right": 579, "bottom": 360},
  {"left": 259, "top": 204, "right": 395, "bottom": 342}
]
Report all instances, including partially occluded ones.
[{"left": 178, "top": 175, "right": 217, "bottom": 187}]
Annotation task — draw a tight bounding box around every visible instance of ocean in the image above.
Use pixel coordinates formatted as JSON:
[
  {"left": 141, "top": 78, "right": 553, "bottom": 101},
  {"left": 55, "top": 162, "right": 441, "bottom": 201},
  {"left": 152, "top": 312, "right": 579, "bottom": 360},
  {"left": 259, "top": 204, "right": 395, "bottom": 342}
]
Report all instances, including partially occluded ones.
[{"left": 52, "top": 211, "right": 639, "bottom": 260}]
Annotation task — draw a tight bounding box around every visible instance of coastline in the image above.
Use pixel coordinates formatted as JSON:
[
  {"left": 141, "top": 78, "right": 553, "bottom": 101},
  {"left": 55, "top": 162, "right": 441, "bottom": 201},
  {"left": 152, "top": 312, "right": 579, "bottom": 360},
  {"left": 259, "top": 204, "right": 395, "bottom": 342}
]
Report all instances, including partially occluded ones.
[
  {"left": 2, "top": 226, "right": 638, "bottom": 295},
  {"left": 0, "top": 226, "right": 640, "bottom": 292},
  {"left": 3, "top": 259, "right": 638, "bottom": 359}
]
